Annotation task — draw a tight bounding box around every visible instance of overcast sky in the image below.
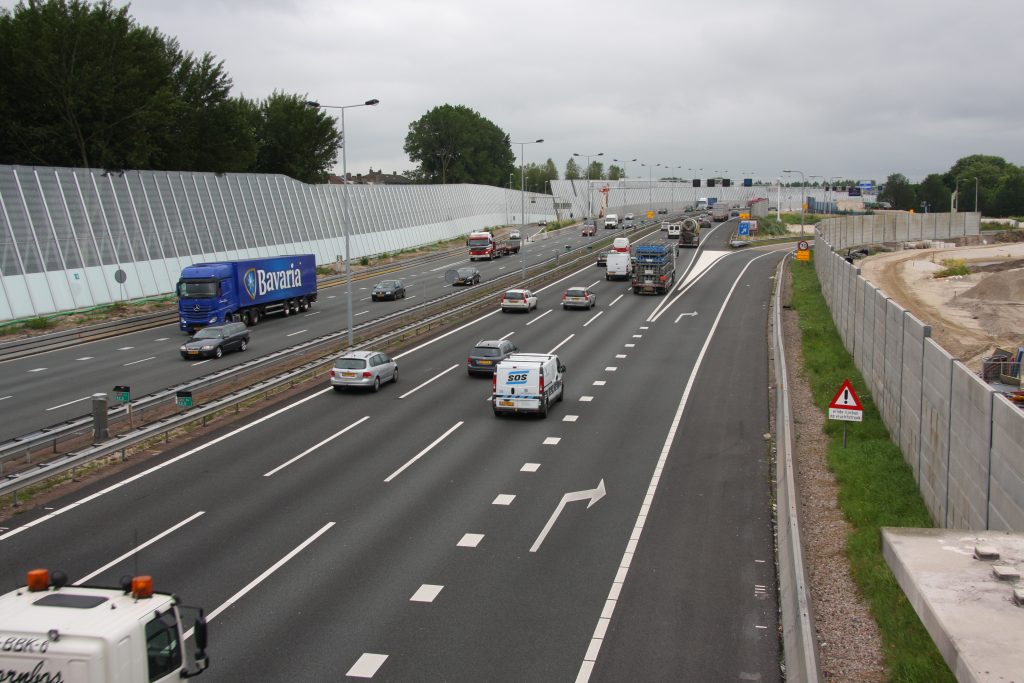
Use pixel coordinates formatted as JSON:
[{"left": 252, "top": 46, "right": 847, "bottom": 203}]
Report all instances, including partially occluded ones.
[{"left": 18, "top": 0, "right": 1024, "bottom": 183}]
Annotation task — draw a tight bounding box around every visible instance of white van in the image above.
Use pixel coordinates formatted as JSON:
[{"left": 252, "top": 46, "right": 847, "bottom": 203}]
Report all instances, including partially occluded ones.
[
  {"left": 666, "top": 222, "right": 682, "bottom": 238},
  {"left": 606, "top": 251, "right": 632, "bottom": 280},
  {"left": 492, "top": 353, "right": 566, "bottom": 417},
  {"left": 604, "top": 214, "right": 619, "bottom": 228}
]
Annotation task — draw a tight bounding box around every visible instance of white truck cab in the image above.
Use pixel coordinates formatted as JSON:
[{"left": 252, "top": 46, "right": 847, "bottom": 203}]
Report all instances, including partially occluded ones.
[
  {"left": 0, "top": 568, "right": 209, "bottom": 683},
  {"left": 492, "top": 353, "right": 566, "bottom": 418}
]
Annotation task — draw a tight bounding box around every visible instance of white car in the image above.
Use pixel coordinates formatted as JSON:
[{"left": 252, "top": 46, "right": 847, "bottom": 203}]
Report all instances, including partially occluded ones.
[
  {"left": 500, "top": 288, "right": 537, "bottom": 312},
  {"left": 624, "top": 213, "right": 635, "bottom": 221},
  {"left": 509, "top": 230, "right": 521, "bottom": 240}
]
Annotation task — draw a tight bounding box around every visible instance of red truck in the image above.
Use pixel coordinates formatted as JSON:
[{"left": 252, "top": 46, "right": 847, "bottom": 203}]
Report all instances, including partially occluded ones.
[{"left": 468, "top": 231, "right": 521, "bottom": 260}]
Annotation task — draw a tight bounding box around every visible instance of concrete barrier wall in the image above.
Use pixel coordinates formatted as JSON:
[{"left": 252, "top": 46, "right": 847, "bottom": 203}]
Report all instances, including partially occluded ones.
[
  {"left": 813, "top": 216, "right": 1023, "bottom": 531},
  {"left": 946, "top": 366, "right": 993, "bottom": 530},
  {"left": 899, "top": 314, "right": 930, "bottom": 481},
  {"left": 989, "top": 395, "right": 1024, "bottom": 531},
  {"left": 919, "top": 339, "right": 954, "bottom": 525}
]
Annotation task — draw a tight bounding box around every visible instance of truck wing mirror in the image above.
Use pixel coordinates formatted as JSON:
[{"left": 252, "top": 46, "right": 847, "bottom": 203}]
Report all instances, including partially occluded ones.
[{"left": 559, "top": 364, "right": 567, "bottom": 372}]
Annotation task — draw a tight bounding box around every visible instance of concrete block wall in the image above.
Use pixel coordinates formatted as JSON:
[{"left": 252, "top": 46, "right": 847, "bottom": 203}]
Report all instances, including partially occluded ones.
[
  {"left": 946, "top": 367, "right": 993, "bottom": 529},
  {"left": 989, "top": 395, "right": 1024, "bottom": 530},
  {"left": 919, "top": 339, "right": 954, "bottom": 525},
  {"left": 813, "top": 214, "right": 1023, "bottom": 531}
]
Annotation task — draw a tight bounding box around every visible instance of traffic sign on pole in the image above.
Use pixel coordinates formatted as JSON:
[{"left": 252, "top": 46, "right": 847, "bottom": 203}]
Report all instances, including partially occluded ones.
[{"left": 828, "top": 379, "right": 863, "bottom": 422}]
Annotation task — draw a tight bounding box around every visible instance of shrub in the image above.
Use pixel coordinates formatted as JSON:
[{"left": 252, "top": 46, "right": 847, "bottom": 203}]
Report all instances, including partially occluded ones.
[
  {"left": 25, "top": 317, "right": 51, "bottom": 329},
  {"left": 933, "top": 259, "right": 969, "bottom": 278}
]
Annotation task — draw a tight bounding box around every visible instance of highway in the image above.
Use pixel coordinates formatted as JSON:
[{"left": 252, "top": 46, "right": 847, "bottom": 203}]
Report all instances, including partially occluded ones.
[
  {"left": 0, "top": 221, "right": 626, "bottom": 443},
  {"left": 0, "top": 220, "right": 784, "bottom": 680}
]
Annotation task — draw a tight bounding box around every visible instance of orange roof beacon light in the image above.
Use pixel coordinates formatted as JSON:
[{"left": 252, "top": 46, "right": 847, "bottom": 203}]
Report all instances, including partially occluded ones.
[
  {"left": 131, "top": 575, "right": 154, "bottom": 599},
  {"left": 27, "top": 569, "right": 49, "bottom": 592}
]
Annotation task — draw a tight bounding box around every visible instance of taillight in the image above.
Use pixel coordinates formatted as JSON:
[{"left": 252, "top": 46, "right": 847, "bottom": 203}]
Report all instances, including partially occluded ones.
[
  {"left": 562, "top": 293, "right": 567, "bottom": 300},
  {"left": 467, "top": 357, "right": 473, "bottom": 365},
  {"left": 539, "top": 375, "right": 545, "bottom": 394},
  {"left": 330, "top": 370, "right": 336, "bottom": 377},
  {"left": 362, "top": 371, "right": 372, "bottom": 378},
  {"left": 492, "top": 374, "right": 497, "bottom": 392}
]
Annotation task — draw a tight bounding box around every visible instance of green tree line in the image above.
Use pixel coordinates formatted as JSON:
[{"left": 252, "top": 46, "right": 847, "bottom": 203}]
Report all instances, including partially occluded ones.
[{"left": 879, "top": 155, "right": 1024, "bottom": 216}]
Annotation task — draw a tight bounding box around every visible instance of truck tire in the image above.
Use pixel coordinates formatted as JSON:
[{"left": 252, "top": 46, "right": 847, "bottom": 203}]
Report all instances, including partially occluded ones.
[
  {"left": 241, "top": 310, "right": 251, "bottom": 326},
  {"left": 282, "top": 304, "right": 290, "bottom": 317},
  {"left": 250, "top": 309, "right": 260, "bottom": 325}
]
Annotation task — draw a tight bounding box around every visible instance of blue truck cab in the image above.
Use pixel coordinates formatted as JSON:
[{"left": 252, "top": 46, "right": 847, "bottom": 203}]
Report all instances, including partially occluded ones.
[{"left": 177, "top": 255, "right": 317, "bottom": 333}]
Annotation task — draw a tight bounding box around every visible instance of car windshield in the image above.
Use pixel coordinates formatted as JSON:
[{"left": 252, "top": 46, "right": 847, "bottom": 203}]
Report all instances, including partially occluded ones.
[
  {"left": 504, "top": 291, "right": 524, "bottom": 300},
  {"left": 377, "top": 281, "right": 399, "bottom": 289},
  {"left": 458, "top": 269, "right": 475, "bottom": 277},
  {"left": 334, "top": 358, "right": 367, "bottom": 369},
  {"left": 468, "top": 238, "right": 490, "bottom": 247},
  {"left": 193, "top": 328, "right": 224, "bottom": 339},
  {"left": 567, "top": 288, "right": 587, "bottom": 297},
  {"left": 472, "top": 346, "right": 501, "bottom": 358}
]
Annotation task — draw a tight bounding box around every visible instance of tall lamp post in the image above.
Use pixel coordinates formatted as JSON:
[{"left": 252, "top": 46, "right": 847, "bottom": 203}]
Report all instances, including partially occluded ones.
[
  {"left": 515, "top": 139, "right": 544, "bottom": 280},
  {"left": 573, "top": 152, "right": 603, "bottom": 219},
  {"left": 783, "top": 169, "right": 806, "bottom": 236},
  {"left": 306, "top": 98, "right": 379, "bottom": 348},
  {"left": 641, "top": 162, "right": 661, "bottom": 211},
  {"left": 613, "top": 157, "right": 636, "bottom": 214}
]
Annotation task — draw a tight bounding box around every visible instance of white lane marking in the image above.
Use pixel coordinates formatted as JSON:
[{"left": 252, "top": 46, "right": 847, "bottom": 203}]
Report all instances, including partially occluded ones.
[
  {"left": 609, "top": 294, "right": 624, "bottom": 307},
  {"left": 123, "top": 356, "right": 156, "bottom": 366},
  {"left": 498, "top": 266, "right": 506, "bottom": 270},
  {"left": 605, "top": 367, "right": 618, "bottom": 372},
  {"left": 576, "top": 251, "right": 775, "bottom": 680},
  {"left": 500, "top": 331, "right": 515, "bottom": 340},
  {"left": 410, "top": 584, "right": 444, "bottom": 603},
  {"left": 632, "top": 334, "right": 642, "bottom": 338},
  {"left": 75, "top": 511, "right": 205, "bottom": 585},
  {"left": 583, "top": 311, "right": 603, "bottom": 327},
  {"left": 521, "top": 463, "right": 541, "bottom": 472},
  {"left": 46, "top": 395, "right": 92, "bottom": 411},
  {"left": 384, "top": 421, "right": 463, "bottom": 482},
  {"left": 264, "top": 416, "right": 370, "bottom": 477},
  {"left": 593, "top": 380, "right": 606, "bottom": 386},
  {"left": 548, "top": 334, "right": 574, "bottom": 354},
  {"left": 0, "top": 388, "right": 331, "bottom": 542},
  {"left": 75, "top": 357, "right": 93, "bottom": 361},
  {"left": 457, "top": 533, "right": 484, "bottom": 548},
  {"left": 328, "top": 295, "right": 336, "bottom": 299},
  {"left": 563, "top": 415, "right": 579, "bottom": 422},
  {"left": 493, "top": 494, "right": 516, "bottom": 505},
  {"left": 27, "top": 368, "right": 47, "bottom": 373},
  {"left": 304, "top": 311, "right": 320, "bottom": 317},
  {"left": 354, "top": 310, "right": 370, "bottom": 316},
  {"left": 431, "top": 259, "right": 465, "bottom": 272},
  {"left": 0, "top": 395, "right": 12, "bottom": 402},
  {"left": 154, "top": 337, "right": 169, "bottom": 341},
  {"left": 406, "top": 295, "right": 417, "bottom": 299},
  {"left": 203, "top": 522, "right": 334, "bottom": 625},
  {"left": 624, "top": 343, "right": 635, "bottom": 348},
  {"left": 648, "top": 250, "right": 729, "bottom": 323},
  {"left": 193, "top": 359, "right": 212, "bottom": 366},
  {"left": 579, "top": 396, "right": 594, "bottom": 402},
  {"left": 286, "top": 329, "right": 307, "bottom": 337},
  {"left": 588, "top": 280, "right": 601, "bottom": 287},
  {"left": 117, "top": 347, "right": 134, "bottom": 351},
  {"left": 360, "top": 297, "right": 371, "bottom": 301},
  {"left": 526, "top": 309, "right": 552, "bottom": 326},
  {"left": 615, "top": 354, "right": 627, "bottom": 359},
  {"left": 347, "top": 653, "right": 388, "bottom": 679},
  {"left": 640, "top": 326, "right": 649, "bottom": 330},
  {"left": 543, "top": 437, "right": 561, "bottom": 445},
  {"left": 399, "top": 363, "right": 459, "bottom": 399}
]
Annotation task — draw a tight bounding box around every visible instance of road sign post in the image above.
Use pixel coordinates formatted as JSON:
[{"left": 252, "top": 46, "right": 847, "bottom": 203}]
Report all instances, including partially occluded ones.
[
  {"left": 112, "top": 385, "right": 132, "bottom": 428},
  {"left": 176, "top": 390, "right": 193, "bottom": 409},
  {"left": 828, "top": 379, "right": 863, "bottom": 448}
]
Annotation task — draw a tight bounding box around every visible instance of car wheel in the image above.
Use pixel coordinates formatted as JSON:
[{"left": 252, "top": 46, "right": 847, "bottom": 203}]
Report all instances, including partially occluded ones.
[
  {"left": 372, "top": 376, "right": 381, "bottom": 392},
  {"left": 214, "top": 346, "right": 223, "bottom": 359},
  {"left": 558, "top": 384, "right": 565, "bottom": 402},
  {"left": 392, "top": 367, "right": 398, "bottom": 384},
  {"left": 240, "top": 339, "right": 248, "bottom": 352},
  {"left": 333, "top": 386, "right": 344, "bottom": 393}
]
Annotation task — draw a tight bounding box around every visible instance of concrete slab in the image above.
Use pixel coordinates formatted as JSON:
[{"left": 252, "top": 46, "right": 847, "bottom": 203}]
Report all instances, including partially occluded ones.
[{"left": 882, "top": 528, "right": 1024, "bottom": 683}]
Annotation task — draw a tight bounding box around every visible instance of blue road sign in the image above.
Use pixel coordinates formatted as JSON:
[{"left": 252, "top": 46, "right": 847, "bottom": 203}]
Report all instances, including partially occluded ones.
[{"left": 738, "top": 221, "right": 750, "bottom": 236}]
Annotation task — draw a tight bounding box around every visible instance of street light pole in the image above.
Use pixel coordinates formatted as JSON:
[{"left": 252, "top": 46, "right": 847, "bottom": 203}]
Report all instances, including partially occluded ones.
[
  {"left": 305, "top": 98, "right": 379, "bottom": 348},
  {"left": 642, "top": 163, "right": 661, "bottom": 210},
  {"left": 573, "top": 152, "right": 603, "bottom": 219},
  {"left": 783, "top": 169, "right": 806, "bottom": 236},
  {"left": 613, "top": 157, "right": 636, "bottom": 215},
  {"left": 515, "top": 139, "right": 544, "bottom": 281}
]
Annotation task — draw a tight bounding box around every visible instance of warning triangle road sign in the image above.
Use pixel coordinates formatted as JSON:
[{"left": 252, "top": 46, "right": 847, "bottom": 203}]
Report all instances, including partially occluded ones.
[{"left": 829, "top": 379, "right": 863, "bottom": 411}]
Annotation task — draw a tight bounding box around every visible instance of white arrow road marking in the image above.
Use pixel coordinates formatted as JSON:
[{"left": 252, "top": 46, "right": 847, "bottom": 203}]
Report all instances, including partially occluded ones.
[
  {"left": 674, "top": 312, "right": 698, "bottom": 323},
  {"left": 530, "top": 479, "right": 606, "bottom": 553}
]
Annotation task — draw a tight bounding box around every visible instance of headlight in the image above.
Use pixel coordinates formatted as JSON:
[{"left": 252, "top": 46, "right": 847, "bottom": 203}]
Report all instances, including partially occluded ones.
[
  {"left": 201, "top": 344, "right": 214, "bottom": 350},
  {"left": 208, "top": 316, "right": 217, "bottom": 323},
  {"left": 179, "top": 346, "right": 187, "bottom": 352}
]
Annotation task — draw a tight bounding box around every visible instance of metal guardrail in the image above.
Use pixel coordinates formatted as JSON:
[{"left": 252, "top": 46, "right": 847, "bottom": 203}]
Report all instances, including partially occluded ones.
[
  {"left": 772, "top": 252, "right": 821, "bottom": 682},
  {"left": 0, "top": 222, "right": 662, "bottom": 492}
]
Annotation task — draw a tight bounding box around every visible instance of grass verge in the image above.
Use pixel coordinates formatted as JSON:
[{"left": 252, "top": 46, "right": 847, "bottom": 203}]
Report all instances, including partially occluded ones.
[
  {"left": 788, "top": 259, "right": 954, "bottom": 682},
  {"left": 933, "top": 259, "right": 969, "bottom": 278}
]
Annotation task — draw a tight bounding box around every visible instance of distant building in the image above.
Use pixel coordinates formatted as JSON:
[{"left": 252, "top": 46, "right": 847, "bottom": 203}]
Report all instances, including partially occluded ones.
[{"left": 328, "top": 168, "right": 412, "bottom": 185}]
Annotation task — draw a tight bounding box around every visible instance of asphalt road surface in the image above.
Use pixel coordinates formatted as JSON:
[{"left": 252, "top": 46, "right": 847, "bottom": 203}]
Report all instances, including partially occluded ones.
[{"left": 0, "top": 219, "right": 784, "bottom": 681}]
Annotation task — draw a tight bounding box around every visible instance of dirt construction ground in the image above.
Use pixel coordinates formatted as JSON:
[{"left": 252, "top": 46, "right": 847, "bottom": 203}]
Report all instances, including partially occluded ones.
[{"left": 857, "top": 241, "right": 1024, "bottom": 371}]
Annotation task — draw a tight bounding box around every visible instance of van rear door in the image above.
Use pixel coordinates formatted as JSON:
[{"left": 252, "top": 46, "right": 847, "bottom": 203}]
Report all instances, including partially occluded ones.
[{"left": 493, "top": 362, "right": 542, "bottom": 413}]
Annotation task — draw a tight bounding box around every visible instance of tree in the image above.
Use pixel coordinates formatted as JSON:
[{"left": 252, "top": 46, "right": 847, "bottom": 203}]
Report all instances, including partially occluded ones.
[
  {"left": 254, "top": 92, "right": 342, "bottom": 184},
  {"left": 564, "top": 158, "right": 581, "bottom": 180},
  {"left": 542, "top": 158, "right": 559, "bottom": 182},
  {"left": 607, "top": 165, "right": 623, "bottom": 180},
  {"left": 990, "top": 167, "right": 1024, "bottom": 217},
  {"left": 0, "top": 0, "right": 179, "bottom": 169},
  {"left": 878, "top": 173, "right": 916, "bottom": 210},
  {"left": 403, "top": 104, "right": 514, "bottom": 185},
  {"left": 586, "top": 161, "right": 604, "bottom": 180},
  {"left": 914, "top": 174, "right": 949, "bottom": 213},
  {"left": 944, "top": 155, "right": 1010, "bottom": 212}
]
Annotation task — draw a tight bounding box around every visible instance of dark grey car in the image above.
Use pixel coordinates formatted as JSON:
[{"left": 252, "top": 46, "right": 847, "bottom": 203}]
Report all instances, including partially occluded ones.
[
  {"left": 180, "top": 322, "right": 249, "bottom": 359},
  {"left": 467, "top": 339, "right": 518, "bottom": 376},
  {"left": 454, "top": 267, "right": 481, "bottom": 286},
  {"left": 372, "top": 279, "right": 406, "bottom": 301}
]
